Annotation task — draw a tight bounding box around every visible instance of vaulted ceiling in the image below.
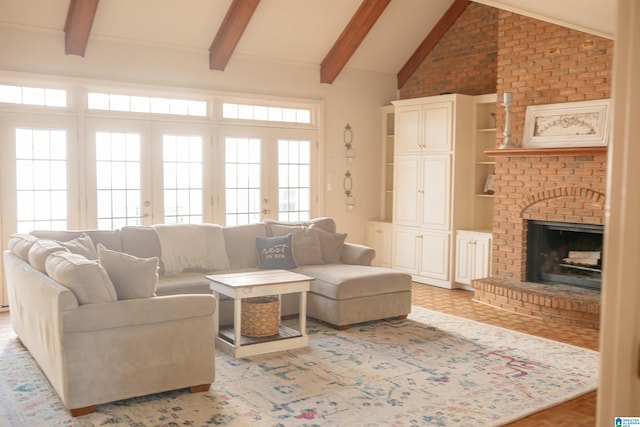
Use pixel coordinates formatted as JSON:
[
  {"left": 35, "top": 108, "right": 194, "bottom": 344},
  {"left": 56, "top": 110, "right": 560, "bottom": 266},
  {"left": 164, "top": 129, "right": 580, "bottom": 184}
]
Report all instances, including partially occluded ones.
[{"left": 1, "top": 0, "right": 615, "bottom": 88}]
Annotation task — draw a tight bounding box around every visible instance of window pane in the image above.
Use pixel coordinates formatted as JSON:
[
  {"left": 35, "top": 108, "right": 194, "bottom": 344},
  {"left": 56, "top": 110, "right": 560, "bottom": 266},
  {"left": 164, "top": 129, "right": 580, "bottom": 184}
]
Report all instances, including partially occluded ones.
[
  {"left": 225, "top": 137, "right": 261, "bottom": 225},
  {"left": 162, "top": 134, "right": 203, "bottom": 224},
  {"left": 95, "top": 132, "right": 141, "bottom": 229},
  {"left": 278, "top": 139, "right": 311, "bottom": 220},
  {"left": 15, "top": 128, "right": 68, "bottom": 231}
]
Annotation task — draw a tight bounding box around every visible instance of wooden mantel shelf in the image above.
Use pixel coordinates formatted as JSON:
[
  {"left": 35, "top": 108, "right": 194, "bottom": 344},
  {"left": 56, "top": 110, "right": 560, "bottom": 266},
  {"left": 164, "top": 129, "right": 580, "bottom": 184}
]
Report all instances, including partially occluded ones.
[{"left": 485, "top": 146, "right": 607, "bottom": 157}]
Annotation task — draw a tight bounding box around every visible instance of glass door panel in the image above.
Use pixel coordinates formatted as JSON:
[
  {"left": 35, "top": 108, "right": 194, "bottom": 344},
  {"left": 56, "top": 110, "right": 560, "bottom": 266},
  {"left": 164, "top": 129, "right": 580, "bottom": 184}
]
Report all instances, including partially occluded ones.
[
  {"left": 224, "top": 136, "right": 262, "bottom": 226},
  {"left": 163, "top": 134, "right": 204, "bottom": 224},
  {"left": 15, "top": 128, "right": 68, "bottom": 232},
  {"left": 219, "top": 126, "right": 316, "bottom": 225},
  {"left": 85, "top": 119, "right": 152, "bottom": 228}
]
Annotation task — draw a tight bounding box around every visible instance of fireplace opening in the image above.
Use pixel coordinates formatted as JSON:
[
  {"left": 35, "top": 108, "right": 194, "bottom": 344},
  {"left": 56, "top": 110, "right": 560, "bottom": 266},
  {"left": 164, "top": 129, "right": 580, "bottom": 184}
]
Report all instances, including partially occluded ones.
[{"left": 526, "top": 220, "right": 603, "bottom": 290}]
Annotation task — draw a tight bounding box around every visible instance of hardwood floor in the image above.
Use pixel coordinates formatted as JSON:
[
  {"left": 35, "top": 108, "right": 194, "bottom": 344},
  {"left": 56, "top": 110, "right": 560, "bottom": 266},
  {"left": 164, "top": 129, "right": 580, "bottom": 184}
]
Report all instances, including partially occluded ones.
[{"left": 0, "top": 282, "right": 599, "bottom": 425}]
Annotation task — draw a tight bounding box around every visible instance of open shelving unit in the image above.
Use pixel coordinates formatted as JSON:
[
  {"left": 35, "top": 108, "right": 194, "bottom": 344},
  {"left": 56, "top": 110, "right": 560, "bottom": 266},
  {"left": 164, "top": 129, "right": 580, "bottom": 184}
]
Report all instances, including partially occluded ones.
[{"left": 472, "top": 93, "right": 497, "bottom": 231}]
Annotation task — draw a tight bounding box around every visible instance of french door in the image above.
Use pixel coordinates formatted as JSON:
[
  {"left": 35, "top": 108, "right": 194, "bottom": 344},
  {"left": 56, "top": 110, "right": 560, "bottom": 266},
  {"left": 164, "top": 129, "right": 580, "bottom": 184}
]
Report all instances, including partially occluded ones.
[
  {"left": 0, "top": 113, "right": 78, "bottom": 306},
  {"left": 85, "top": 118, "right": 213, "bottom": 228},
  {"left": 219, "top": 125, "right": 316, "bottom": 225}
]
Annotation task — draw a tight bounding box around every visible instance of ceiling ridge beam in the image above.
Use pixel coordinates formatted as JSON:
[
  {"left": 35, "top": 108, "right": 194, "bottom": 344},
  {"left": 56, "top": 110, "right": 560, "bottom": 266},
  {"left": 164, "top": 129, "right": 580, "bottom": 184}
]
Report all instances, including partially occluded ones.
[
  {"left": 209, "top": 0, "right": 261, "bottom": 71},
  {"left": 64, "top": 0, "right": 100, "bottom": 57},
  {"left": 320, "top": 0, "right": 391, "bottom": 84},
  {"left": 396, "top": 0, "right": 470, "bottom": 89}
]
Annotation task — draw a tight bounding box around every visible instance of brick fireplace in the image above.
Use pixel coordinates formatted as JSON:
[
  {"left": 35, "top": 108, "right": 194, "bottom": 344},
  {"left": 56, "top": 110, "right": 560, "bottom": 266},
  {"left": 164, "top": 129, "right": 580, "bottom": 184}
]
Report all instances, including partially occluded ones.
[{"left": 472, "top": 149, "right": 606, "bottom": 328}]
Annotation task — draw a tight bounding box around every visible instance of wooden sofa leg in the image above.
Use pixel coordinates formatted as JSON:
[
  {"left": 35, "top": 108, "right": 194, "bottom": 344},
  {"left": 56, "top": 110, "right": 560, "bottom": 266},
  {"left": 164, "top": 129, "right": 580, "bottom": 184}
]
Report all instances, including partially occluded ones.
[
  {"left": 70, "top": 405, "right": 96, "bottom": 417},
  {"left": 190, "top": 384, "right": 211, "bottom": 393},
  {"left": 397, "top": 314, "right": 408, "bottom": 321}
]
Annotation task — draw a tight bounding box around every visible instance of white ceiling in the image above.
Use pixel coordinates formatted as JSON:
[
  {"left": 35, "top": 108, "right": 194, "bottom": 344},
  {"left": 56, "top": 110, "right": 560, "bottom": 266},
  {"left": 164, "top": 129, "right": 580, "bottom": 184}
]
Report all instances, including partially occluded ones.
[{"left": 0, "top": 0, "right": 615, "bottom": 76}]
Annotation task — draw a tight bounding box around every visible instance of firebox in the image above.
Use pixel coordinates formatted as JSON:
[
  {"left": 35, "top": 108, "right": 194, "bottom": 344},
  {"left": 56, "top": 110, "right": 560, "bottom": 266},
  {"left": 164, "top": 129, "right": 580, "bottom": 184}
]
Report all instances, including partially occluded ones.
[{"left": 526, "top": 220, "right": 603, "bottom": 290}]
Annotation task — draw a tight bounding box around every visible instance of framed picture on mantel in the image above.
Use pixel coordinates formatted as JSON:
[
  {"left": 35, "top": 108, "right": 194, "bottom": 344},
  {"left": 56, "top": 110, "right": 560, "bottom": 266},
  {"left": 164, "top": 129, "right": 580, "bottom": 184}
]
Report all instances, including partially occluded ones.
[{"left": 522, "top": 99, "right": 612, "bottom": 148}]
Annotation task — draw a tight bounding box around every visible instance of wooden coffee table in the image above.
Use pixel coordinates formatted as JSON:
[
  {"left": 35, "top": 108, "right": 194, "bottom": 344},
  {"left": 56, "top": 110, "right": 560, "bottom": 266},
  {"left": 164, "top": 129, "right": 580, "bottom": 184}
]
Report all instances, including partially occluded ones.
[{"left": 205, "top": 269, "right": 312, "bottom": 358}]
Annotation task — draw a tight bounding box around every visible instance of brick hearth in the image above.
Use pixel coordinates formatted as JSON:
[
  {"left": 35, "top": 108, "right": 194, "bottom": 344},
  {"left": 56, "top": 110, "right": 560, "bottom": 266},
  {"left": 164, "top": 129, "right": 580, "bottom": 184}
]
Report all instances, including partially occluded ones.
[{"left": 472, "top": 277, "right": 600, "bottom": 329}]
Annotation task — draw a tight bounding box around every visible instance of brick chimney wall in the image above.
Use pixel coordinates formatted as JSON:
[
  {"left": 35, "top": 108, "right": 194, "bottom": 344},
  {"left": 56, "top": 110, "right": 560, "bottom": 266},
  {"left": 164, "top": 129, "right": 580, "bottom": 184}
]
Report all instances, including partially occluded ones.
[{"left": 399, "top": 5, "right": 614, "bottom": 282}]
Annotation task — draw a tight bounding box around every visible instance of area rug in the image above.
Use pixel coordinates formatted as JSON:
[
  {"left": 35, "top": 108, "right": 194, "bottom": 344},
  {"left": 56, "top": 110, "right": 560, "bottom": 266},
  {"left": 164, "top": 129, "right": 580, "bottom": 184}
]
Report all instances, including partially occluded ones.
[{"left": 0, "top": 306, "right": 599, "bottom": 427}]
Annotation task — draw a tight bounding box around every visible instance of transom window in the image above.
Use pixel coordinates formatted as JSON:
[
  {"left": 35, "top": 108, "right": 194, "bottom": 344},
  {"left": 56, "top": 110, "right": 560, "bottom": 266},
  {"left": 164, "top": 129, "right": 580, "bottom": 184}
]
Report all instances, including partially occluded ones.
[
  {"left": 0, "top": 85, "right": 67, "bottom": 107},
  {"left": 88, "top": 92, "right": 207, "bottom": 117},
  {"left": 222, "top": 103, "right": 311, "bottom": 124}
]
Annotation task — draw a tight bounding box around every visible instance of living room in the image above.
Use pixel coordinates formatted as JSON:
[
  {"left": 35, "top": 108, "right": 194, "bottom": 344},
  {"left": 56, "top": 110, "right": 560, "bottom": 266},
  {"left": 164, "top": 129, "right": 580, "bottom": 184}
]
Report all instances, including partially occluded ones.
[{"left": 0, "top": 0, "right": 638, "bottom": 424}]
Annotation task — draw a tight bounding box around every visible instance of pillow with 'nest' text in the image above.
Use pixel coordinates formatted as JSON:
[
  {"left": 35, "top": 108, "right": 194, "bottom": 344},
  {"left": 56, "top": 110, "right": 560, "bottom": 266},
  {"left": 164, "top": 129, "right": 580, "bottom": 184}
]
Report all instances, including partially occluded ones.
[
  {"left": 256, "top": 234, "right": 297, "bottom": 269},
  {"left": 97, "top": 244, "right": 159, "bottom": 300}
]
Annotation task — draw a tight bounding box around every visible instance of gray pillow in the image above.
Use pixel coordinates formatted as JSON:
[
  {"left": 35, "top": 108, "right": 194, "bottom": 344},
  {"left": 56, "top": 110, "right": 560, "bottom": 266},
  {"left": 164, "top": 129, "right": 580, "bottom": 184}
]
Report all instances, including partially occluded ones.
[
  {"left": 28, "top": 239, "right": 69, "bottom": 272},
  {"left": 256, "top": 234, "right": 297, "bottom": 269},
  {"left": 312, "top": 226, "right": 347, "bottom": 264},
  {"left": 45, "top": 251, "right": 117, "bottom": 305},
  {"left": 58, "top": 233, "right": 98, "bottom": 259},
  {"left": 8, "top": 233, "right": 39, "bottom": 261},
  {"left": 269, "top": 224, "right": 324, "bottom": 265},
  {"left": 97, "top": 244, "right": 159, "bottom": 300}
]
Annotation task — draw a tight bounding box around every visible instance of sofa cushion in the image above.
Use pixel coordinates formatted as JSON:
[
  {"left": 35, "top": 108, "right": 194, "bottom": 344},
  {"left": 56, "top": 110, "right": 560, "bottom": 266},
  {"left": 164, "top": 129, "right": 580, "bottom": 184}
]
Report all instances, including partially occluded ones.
[
  {"left": 31, "top": 229, "right": 123, "bottom": 252},
  {"left": 223, "top": 223, "right": 268, "bottom": 269},
  {"left": 121, "top": 226, "right": 165, "bottom": 275},
  {"left": 8, "top": 233, "right": 39, "bottom": 261},
  {"left": 45, "top": 251, "right": 118, "bottom": 304},
  {"left": 153, "top": 224, "right": 230, "bottom": 275},
  {"left": 270, "top": 224, "right": 324, "bottom": 265},
  {"left": 28, "top": 239, "right": 69, "bottom": 272},
  {"left": 264, "top": 217, "right": 336, "bottom": 234},
  {"left": 311, "top": 226, "right": 347, "bottom": 264},
  {"left": 295, "top": 264, "right": 413, "bottom": 300},
  {"left": 58, "top": 233, "right": 98, "bottom": 259},
  {"left": 97, "top": 244, "right": 159, "bottom": 300},
  {"left": 256, "top": 234, "right": 297, "bottom": 269}
]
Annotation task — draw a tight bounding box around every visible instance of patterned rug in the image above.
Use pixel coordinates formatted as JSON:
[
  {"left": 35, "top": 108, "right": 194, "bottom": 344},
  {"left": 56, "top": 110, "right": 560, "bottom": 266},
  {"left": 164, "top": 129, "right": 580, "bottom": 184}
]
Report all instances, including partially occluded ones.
[{"left": 0, "top": 306, "right": 599, "bottom": 427}]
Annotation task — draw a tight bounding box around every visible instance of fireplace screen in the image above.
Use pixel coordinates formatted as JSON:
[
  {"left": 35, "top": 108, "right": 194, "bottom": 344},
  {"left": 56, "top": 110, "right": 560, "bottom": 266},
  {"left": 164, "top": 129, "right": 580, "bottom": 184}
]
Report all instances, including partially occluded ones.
[{"left": 526, "top": 220, "right": 603, "bottom": 290}]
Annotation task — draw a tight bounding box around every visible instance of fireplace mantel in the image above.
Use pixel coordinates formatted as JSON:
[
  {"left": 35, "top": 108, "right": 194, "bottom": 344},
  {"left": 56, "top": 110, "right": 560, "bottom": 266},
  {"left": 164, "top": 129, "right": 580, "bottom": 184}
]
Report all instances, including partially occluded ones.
[{"left": 485, "top": 147, "right": 607, "bottom": 157}]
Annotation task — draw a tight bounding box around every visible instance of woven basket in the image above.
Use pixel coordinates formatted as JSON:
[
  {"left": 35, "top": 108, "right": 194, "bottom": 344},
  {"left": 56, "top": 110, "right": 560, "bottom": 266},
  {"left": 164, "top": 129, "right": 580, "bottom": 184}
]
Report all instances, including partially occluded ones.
[{"left": 241, "top": 296, "right": 280, "bottom": 337}]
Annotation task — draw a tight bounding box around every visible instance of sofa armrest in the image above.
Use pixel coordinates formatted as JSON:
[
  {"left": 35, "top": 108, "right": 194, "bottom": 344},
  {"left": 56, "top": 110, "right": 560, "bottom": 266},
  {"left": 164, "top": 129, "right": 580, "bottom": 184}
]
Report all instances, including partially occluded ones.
[
  {"left": 341, "top": 242, "right": 375, "bottom": 266},
  {"left": 62, "top": 294, "right": 216, "bottom": 333}
]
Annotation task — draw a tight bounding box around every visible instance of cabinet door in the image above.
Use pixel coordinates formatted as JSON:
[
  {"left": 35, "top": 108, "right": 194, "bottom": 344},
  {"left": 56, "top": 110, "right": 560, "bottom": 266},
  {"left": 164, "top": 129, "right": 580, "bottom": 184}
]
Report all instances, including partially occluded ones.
[
  {"left": 395, "top": 105, "right": 421, "bottom": 153},
  {"left": 392, "top": 227, "right": 419, "bottom": 273},
  {"left": 423, "top": 102, "right": 452, "bottom": 152},
  {"left": 419, "top": 231, "right": 449, "bottom": 281},
  {"left": 367, "top": 222, "right": 392, "bottom": 268},
  {"left": 420, "top": 155, "right": 451, "bottom": 230},
  {"left": 393, "top": 155, "right": 421, "bottom": 227},
  {"left": 455, "top": 233, "right": 473, "bottom": 285},
  {"left": 472, "top": 235, "right": 492, "bottom": 280}
]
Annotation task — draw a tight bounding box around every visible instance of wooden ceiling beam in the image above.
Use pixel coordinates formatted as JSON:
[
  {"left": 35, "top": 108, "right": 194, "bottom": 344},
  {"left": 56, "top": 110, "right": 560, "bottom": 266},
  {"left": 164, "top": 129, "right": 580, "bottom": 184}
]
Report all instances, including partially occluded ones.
[
  {"left": 64, "top": 0, "right": 100, "bottom": 57},
  {"left": 320, "top": 0, "right": 391, "bottom": 84},
  {"left": 209, "top": 0, "right": 261, "bottom": 71},
  {"left": 396, "top": 0, "right": 470, "bottom": 89}
]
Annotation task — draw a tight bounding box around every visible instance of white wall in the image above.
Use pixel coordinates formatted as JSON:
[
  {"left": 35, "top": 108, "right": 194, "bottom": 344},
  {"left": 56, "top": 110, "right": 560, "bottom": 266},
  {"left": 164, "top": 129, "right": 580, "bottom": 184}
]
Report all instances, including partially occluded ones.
[{"left": 0, "top": 26, "right": 398, "bottom": 243}]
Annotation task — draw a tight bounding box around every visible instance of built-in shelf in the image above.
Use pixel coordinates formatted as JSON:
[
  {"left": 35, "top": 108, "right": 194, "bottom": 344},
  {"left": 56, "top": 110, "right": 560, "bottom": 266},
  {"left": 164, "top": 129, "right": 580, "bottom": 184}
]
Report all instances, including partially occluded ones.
[{"left": 485, "top": 146, "right": 607, "bottom": 157}]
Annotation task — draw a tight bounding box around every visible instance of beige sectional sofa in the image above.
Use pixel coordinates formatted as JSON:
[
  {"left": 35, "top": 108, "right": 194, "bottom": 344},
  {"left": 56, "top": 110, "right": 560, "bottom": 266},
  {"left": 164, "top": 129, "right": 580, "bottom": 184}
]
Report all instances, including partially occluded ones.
[{"left": 3, "top": 217, "right": 411, "bottom": 416}]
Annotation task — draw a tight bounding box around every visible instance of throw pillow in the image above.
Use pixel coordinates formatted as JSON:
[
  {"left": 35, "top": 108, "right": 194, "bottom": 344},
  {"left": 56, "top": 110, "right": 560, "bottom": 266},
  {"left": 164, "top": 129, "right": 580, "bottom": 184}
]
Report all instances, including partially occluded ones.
[
  {"left": 27, "top": 239, "right": 69, "bottom": 272},
  {"left": 311, "top": 225, "right": 347, "bottom": 264},
  {"left": 256, "top": 234, "right": 297, "bottom": 269},
  {"left": 269, "top": 224, "right": 324, "bottom": 265},
  {"left": 58, "top": 233, "right": 98, "bottom": 259},
  {"left": 45, "top": 251, "right": 118, "bottom": 305},
  {"left": 8, "top": 233, "right": 39, "bottom": 261},
  {"left": 97, "top": 244, "right": 159, "bottom": 300}
]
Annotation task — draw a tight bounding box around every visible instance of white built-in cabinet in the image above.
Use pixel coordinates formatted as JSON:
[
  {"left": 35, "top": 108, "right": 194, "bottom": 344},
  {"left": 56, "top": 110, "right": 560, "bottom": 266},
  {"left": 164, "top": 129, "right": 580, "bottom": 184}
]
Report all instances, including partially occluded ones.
[
  {"left": 367, "top": 221, "right": 392, "bottom": 268},
  {"left": 391, "top": 94, "right": 476, "bottom": 289},
  {"left": 454, "top": 230, "right": 492, "bottom": 287}
]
